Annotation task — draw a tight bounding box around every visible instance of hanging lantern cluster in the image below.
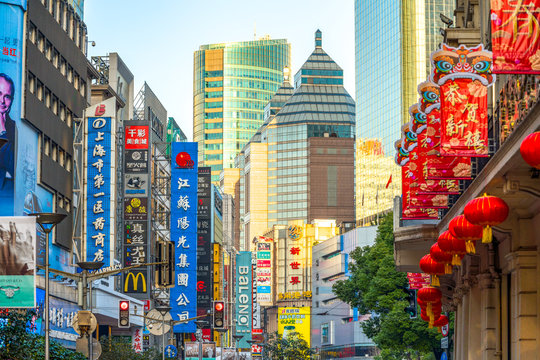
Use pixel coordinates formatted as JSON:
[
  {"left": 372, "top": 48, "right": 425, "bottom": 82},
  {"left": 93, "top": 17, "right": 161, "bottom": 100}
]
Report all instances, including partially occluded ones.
[
  {"left": 430, "top": 243, "right": 453, "bottom": 274},
  {"left": 449, "top": 214, "right": 482, "bottom": 254},
  {"left": 464, "top": 194, "right": 509, "bottom": 243},
  {"left": 419, "top": 254, "right": 445, "bottom": 286},
  {"left": 437, "top": 230, "right": 466, "bottom": 266},
  {"left": 520, "top": 132, "right": 540, "bottom": 169},
  {"left": 417, "top": 287, "right": 443, "bottom": 329}
]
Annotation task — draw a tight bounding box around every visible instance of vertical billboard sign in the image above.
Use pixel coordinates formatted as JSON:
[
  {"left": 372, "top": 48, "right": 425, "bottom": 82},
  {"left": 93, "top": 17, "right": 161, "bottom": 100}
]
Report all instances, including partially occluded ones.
[
  {"left": 170, "top": 142, "right": 198, "bottom": 333},
  {"left": 0, "top": 0, "right": 26, "bottom": 216},
  {"left": 197, "top": 167, "right": 212, "bottom": 319},
  {"left": 123, "top": 122, "right": 151, "bottom": 296},
  {"left": 256, "top": 237, "right": 273, "bottom": 304},
  {"left": 0, "top": 216, "right": 36, "bottom": 307},
  {"left": 277, "top": 307, "right": 311, "bottom": 347},
  {"left": 86, "top": 102, "right": 114, "bottom": 267},
  {"left": 235, "top": 251, "right": 252, "bottom": 349}
]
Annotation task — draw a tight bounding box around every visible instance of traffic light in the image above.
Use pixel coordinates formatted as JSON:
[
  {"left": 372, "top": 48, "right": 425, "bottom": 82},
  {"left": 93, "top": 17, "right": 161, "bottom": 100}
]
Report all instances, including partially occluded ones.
[
  {"left": 403, "top": 288, "right": 417, "bottom": 319},
  {"left": 213, "top": 301, "right": 225, "bottom": 328},
  {"left": 118, "top": 300, "right": 130, "bottom": 328},
  {"left": 156, "top": 241, "right": 175, "bottom": 288}
]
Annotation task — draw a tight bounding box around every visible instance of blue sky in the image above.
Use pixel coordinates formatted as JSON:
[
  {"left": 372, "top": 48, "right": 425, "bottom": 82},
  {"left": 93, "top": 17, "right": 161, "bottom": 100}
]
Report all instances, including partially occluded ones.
[{"left": 84, "top": 1, "right": 355, "bottom": 140}]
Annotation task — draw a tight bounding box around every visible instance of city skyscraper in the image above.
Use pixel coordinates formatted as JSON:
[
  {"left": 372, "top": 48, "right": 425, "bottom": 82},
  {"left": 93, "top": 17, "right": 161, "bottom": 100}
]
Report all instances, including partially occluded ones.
[
  {"left": 354, "top": 0, "right": 454, "bottom": 224},
  {"left": 193, "top": 37, "right": 291, "bottom": 182}
]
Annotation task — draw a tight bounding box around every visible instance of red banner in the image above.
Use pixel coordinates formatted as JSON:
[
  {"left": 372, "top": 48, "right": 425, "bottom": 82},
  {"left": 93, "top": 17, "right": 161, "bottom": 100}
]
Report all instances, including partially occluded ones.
[
  {"left": 402, "top": 165, "right": 442, "bottom": 220},
  {"left": 440, "top": 78, "right": 489, "bottom": 157},
  {"left": 491, "top": 0, "right": 540, "bottom": 74}
]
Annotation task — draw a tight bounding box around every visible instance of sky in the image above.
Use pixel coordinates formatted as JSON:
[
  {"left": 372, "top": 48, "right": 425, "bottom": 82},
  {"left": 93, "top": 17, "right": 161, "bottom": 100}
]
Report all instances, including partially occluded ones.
[{"left": 84, "top": 0, "right": 355, "bottom": 140}]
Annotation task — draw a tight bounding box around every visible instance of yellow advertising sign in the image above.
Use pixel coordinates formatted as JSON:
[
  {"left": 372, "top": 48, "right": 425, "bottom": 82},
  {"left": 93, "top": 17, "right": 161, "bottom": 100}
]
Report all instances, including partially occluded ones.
[{"left": 277, "top": 307, "right": 311, "bottom": 347}]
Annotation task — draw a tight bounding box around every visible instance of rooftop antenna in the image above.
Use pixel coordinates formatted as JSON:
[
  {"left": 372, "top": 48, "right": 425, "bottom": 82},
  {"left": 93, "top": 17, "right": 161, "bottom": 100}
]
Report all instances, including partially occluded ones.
[{"left": 254, "top": 22, "right": 257, "bottom": 40}]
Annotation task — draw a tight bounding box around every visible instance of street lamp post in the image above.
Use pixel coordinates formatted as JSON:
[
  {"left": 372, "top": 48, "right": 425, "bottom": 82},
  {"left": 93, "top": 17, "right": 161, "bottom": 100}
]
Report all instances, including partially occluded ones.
[
  {"left": 77, "top": 261, "right": 104, "bottom": 360},
  {"left": 30, "top": 212, "right": 67, "bottom": 360},
  {"left": 156, "top": 305, "right": 172, "bottom": 360},
  {"left": 232, "top": 334, "right": 243, "bottom": 360},
  {"left": 214, "top": 328, "right": 228, "bottom": 359}
]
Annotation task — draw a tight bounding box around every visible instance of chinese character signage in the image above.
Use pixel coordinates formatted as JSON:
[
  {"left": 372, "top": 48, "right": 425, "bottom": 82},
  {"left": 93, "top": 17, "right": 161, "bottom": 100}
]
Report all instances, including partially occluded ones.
[
  {"left": 197, "top": 167, "right": 213, "bottom": 319},
  {"left": 491, "top": 0, "right": 540, "bottom": 74},
  {"left": 132, "top": 327, "right": 143, "bottom": 353},
  {"left": 277, "top": 307, "right": 311, "bottom": 347},
  {"left": 86, "top": 107, "right": 113, "bottom": 266},
  {"left": 430, "top": 44, "right": 495, "bottom": 157},
  {"left": 35, "top": 288, "right": 80, "bottom": 344},
  {"left": 170, "top": 142, "right": 198, "bottom": 333},
  {"left": 286, "top": 225, "right": 306, "bottom": 293},
  {"left": 0, "top": 216, "right": 36, "bottom": 307},
  {"left": 0, "top": 0, "right": 26, "bottom": 217},
  {"left": 123, "top": 122, "right": 150, "bottom": 297},
  {"left": 256, "top": 237, "right": 273, "bottom": 304},
  {"left": 235, "top": 251, "right": 252, "bottom": 349}
]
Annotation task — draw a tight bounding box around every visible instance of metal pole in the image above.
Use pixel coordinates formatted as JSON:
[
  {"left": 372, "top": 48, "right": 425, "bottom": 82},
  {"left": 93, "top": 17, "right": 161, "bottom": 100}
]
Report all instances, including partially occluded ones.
[
  {"left": 45, "top": 231, "right": 50, "bottom": 360},
  {"left": 199, "top": 337, "right": 202, "bottom": 360},
  {"left": 88, "top": 278, "right": 93, "bottom": 360},
  {"left": 162, "top": 329, "right": 165, "bottom": 360}
]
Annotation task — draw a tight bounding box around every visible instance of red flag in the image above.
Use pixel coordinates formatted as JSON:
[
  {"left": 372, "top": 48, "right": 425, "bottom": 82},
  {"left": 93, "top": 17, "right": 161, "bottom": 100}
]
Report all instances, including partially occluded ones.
[{"left": 385, "top": 175, "right": 392, "bottom": 189}]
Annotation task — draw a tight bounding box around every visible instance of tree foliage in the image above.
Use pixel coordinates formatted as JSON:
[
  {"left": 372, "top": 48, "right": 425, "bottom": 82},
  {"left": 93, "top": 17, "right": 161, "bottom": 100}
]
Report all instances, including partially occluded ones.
[
  {"left": 264, "top": 331, "right": 314, "bottom": 360},
  {"left": 332, "top": 214, "right": 444, "bottom": 360},
  {"left": 0, "top": 309, "right": 86, "bottom": 360},
  {"left": 99, "top": 337, "right": 160, "bottom": 360}
]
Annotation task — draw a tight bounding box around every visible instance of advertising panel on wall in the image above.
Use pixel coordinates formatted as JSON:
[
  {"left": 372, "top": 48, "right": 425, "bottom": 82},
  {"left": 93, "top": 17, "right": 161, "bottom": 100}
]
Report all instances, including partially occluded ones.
[
  {"left": 235, "top": 251, "right": 252, "bottom": 349},
  {"left": 85, "top": 99, "right": 116, "bottom": 267},
  {"left": 170, "top": 142, "right": 198, "bottom": 333},
  {"left": 35, "top": 288, "right": 79, "bottom": 348},
  {"left": 277, "top": 307, "right": 311, "bottom": 347},
  {"left": 0, "top": 0, "right": 26, "bottom": 216},
  {"left": 0, "top": 216, "right": 35, "bottom": 307},
  {"left": 122, "top": 121, "right": 151, "bottom": 297},
  {"left": 256, "top": 237, "right": 273, "bottom": 304}
]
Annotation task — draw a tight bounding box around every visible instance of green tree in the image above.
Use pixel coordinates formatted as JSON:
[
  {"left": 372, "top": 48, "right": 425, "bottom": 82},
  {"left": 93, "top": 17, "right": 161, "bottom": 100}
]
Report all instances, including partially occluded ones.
[
  {"left": 0, "top": 309, "right": 86, "bottom": 360},
  {"left": 99, "top": 337, "right": 160, "bottom": 360},
  {"left": 332, "top": 214, "right": 444, "bottom": 360},
  {"left": 264, "top": 331, "right": 314, "bottom": 360}
]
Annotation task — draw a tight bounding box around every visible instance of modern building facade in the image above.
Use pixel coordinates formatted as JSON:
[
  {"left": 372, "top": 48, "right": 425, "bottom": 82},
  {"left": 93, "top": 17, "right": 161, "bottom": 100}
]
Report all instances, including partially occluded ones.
[
  {"left": 312, "top": 226, "right": 379, "bottom": 359},
  {"left": 354, "top": 0, "right": 454, "bottom": 225},
  {"left": 193, "top": 37, "right": 291, "bottom": 182},
  {"left": 229, "top": 31, "right": 356, "bottom": 250}
]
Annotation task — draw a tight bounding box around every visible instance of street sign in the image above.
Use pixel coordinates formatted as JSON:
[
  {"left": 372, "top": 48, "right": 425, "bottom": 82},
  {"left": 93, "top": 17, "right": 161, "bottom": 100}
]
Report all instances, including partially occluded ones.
[
  {"left": 441, "top": 323, "right": 449, "bottom": 337},
  {"left": 440, "top": 352, "right": 448, "bottom": 360},
  {"left": 72, "top": 312, "right": 97, "bottom": 335},
  {"left": 164, "top": 345, "right": 177, "bottom": 358},
  {"left": 441, "top": 337, "right": 449, "bottom": 349},
  {"left": 76, "top": 338, "right": 102, "bottom": 359},
  {"left": 146, "top": 309, "right": 172, "bottom": 335}
]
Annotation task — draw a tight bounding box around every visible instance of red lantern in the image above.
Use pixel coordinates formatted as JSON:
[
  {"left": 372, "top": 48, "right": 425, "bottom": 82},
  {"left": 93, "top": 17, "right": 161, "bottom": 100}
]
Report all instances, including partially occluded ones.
[
  {"left": 449, "top": 214, "right": 483, "bottom": 254},
  {"left": 433, "top": 314, "right": 449, "bottom": 327},
  {"left": 430, "top": 243, "right": 453, "bottom": 274},
  {"left": 520, "top": 131, "right": 540, "bottom": 169},
  {"left": 464, "top": 194, "right": 509, "bottom": 243},
  {"left": 419, "top": 254, "right": 445, "bottom": 286},
  {"left": 437, "top": 230, "right": 466, "bottom": 266}
]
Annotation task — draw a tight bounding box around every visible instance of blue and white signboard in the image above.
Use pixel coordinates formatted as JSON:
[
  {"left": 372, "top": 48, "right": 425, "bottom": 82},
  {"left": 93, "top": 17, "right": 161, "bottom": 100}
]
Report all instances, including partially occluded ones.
[
  {"left": 170, "top": 142, "right": 198, "bottom": 333},
  {"left": 235, "top": 251, "right": 252, "bottom": 349},
  {"left": 164, "top": 344, "right": 177, "bottom": 358},
  {"left": 85, "top": 99, "right": 116, "bottom": 266}
]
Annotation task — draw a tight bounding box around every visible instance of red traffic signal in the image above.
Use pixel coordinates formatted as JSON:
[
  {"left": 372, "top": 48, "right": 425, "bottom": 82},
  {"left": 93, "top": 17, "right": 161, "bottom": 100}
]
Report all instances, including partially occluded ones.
[
  {"left": 214, "top": 302, "right": 224, "bottom": 312},
  {"left": 213, "top": 301, "right": 225, "bottom": 329},
  {"left": 119, "top": 300, "right": 130, "bottom": 328}
]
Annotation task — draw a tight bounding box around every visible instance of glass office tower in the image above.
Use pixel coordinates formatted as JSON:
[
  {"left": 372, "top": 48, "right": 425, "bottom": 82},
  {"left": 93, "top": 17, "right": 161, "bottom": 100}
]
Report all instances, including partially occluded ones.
[
  {"left": 354, "top": 0, "right": 454, "bottom": 224},
  {"left": 193, "top": 38, "right": 291, "bottom": 182}
]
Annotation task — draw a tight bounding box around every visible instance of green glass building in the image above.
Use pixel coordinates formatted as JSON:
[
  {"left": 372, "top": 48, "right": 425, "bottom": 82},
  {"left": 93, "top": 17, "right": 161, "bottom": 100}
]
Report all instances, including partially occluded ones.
[
  {"left": 193, "top": 37, "right": 291, "bottom": 182},
  {"left": 354, "top": 0, "right": 454, "bottom": 224}
]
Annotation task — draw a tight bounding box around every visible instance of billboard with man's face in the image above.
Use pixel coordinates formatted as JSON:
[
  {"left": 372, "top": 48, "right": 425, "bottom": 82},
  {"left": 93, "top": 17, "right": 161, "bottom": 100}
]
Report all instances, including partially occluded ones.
[{"left": 0, "top": 0, "right": 26, "bottom": 216}]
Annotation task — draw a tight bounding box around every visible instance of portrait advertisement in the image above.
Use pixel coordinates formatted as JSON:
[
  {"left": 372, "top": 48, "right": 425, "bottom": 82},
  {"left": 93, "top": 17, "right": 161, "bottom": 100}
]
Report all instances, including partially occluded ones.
[
  {"left": 0, "top": 216, "right": 36, "bottom": 307},
  {"left": 185, "top": 342, "right": 199, "bottom": 360},
  {"left": 0, "top": 1, "right": 25, "bottom": 217},
  {"left": 220, "top": 348, "right": 235, "bottom": 360},
  {"left": 202, "top": 342, "right": 216, "bottom": 360}
]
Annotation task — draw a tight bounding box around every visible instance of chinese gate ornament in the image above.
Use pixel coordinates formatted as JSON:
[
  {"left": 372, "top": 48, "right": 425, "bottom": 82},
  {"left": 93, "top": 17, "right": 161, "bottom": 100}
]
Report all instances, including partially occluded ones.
[
  {"left": 449, "top": 214, "right": 483, "bottom": 254},
  {"left": 464, "top": 194, "right": 509, "bottom": 244},
  {"left": 437, "top": 230, "right": 466, "bottom": 266},
  {"left": 520, "top": 131, "right": 540, "bottom": 169},
  {"left": 430, "top": 44, "right": 495, "bottom": 157},
  {"left": 491, "top": 0, "right": 540, "bottom": 74}
]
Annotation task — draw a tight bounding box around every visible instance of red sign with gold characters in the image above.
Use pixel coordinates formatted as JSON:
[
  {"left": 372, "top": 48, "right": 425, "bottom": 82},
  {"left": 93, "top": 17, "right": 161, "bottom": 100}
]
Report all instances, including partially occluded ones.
[
  {"left": 125, "top": 125, "right": 149, "bottom": 150},
  {"left": 440, "top": 78, "right": 489, "bottom": 157},
  {"left": 491, "top": 0, "right": 540, "bottom": 74}
]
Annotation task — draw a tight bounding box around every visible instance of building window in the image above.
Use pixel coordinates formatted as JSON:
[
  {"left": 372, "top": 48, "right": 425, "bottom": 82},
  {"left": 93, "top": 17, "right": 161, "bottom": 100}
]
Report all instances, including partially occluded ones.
[{"left": 42, "top": 136, "right": 51, "bottom": 156}]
